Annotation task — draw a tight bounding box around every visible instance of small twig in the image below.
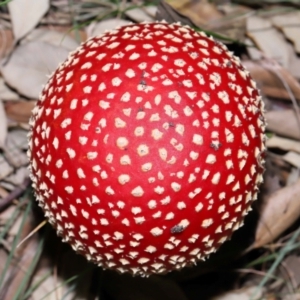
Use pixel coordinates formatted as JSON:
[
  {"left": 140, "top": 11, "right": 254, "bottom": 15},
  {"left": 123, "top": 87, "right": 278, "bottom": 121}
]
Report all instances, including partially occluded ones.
[
  {"left": 236, "top": 268, "right": 276, "bottom": 278},
  {"left": 0, "top": 177, "right": 31, "bottom": 213},
  {"left": 279, "top": 261, "right": 297, "bottom": 294},
  {"left": 16, "top": 219, "right": 47, "bottom": 248}
]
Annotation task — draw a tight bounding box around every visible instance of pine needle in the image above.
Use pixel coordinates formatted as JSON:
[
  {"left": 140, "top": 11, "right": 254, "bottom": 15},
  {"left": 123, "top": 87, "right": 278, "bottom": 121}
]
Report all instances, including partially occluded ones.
[{"left": 17, "top": 220, "right": 47, "bottom": 249}]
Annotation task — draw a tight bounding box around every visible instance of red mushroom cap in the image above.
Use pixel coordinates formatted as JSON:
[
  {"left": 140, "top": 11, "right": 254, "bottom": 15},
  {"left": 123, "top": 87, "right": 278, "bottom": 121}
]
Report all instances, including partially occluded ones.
[{"left": 28, "top": 21, "right": 266, "bottom": 276}]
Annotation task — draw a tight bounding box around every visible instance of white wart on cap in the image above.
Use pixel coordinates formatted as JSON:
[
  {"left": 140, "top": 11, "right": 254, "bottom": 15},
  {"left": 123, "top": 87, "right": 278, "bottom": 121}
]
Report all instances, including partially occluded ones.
[{"left": 28, "top": 21, "right": 266, "bottom": 276}]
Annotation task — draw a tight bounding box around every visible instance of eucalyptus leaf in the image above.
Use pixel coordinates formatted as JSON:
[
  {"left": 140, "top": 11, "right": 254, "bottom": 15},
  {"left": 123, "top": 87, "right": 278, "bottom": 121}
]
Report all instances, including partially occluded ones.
[{"left": 8, "top": 0, "right": 50, "bottom": 40}]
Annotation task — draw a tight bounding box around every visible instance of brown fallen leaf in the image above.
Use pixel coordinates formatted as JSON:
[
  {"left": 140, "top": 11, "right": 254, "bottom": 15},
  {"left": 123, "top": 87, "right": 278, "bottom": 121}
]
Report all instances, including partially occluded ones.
[
  {"left": 0, "top": 28, "right": 14, "bottom": 59},
  {"left": 287, "top": 42, "right": 300, "bottom": 80},
  {"left": 23, "top": 27, "right": 79, "bottom": 50},
  {"left": 156, "top": 0, "right": 196, "bottom": 28},
  {"left": 1, "top": 41, "right": 70, "bottom": 98},
  {"left": 264, "top": 152, "right": 291, "bottom": 195},
  {"left": 250, "top": 178, "right": 300, "bottom": 250},
  {"left": 283, "top": 294, "right": 300, "bottom": 300},
  {"left": 244, "top": 60, "right": 300, "bottom": 101},
  {"left": 0, "top": 100, "right": 7, "bottom": 148},
  {"left": 160, "top": 0, "right": 248, "bottom": 41},
  {"left": 211, "top": 286, "right": 264, "bottom": 300},
  {"left": 165, "top": 0, "right": 223, "bottom": 27},
  {"left": 4, "top": 100, "right": 36, "bottom": 123},
  {"left": 280, "top": 255, "right": 300, "bottom": 293},
  {"left": 267, "top": 136, "right": 300, "bottom": 154},
  {"left": 266, "top": 136, "right": 300, "bottom": 168},
  {"left": 271, "top": 12, "right": 300, "bottom": 54},
  {"left": 0, "top": 78, "right": 19, "bottom": 101},
  {"left": 246, "top": 15, "right": 290, "bottom": 68},
  {"left": 266, "top": 110, "right": 300, "bottom": 140},
  {"left": 282, "top": 151, "right": 300, "bottom": 168},
  {"left": 8, "top": 0, "right": 49, "bottom": 41}
]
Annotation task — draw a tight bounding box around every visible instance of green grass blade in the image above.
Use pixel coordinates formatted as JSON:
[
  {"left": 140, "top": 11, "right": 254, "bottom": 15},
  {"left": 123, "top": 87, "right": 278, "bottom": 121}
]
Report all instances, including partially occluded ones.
[
  {"left": 11, "top": 235, "right": 45, "bottom": 300},
  {"left": 0, "top": 200, "right": 32, "bottom": 291},
  {"left": 250, "top": 227, "right": 300, "bottom": 299},
  {"left": 0, "top": 0, "right": 12, "bottom": 6},
  {"left": 39, "top": 266, "right": 94, "bottom": 300},
  {"left": 22, "top": 271, "right": 52, "bottom": 299},
  {"left": 0, "top": 204, "right": 22, "bottom": 242}
]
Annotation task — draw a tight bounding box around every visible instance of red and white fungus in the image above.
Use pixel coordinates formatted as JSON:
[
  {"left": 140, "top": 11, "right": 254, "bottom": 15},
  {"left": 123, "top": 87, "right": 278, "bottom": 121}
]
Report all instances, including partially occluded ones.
[{"left": 28, "top": 21, "right": 266, "bottom": 276}]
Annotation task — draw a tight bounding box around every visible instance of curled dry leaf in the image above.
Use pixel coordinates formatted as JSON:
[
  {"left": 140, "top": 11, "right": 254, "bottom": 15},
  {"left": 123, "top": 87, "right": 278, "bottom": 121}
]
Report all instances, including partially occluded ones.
[
  {"left": 243, "top": 60, "right": 300, "bottom": 101},
  {"left": 1, "top": 41, "right": 70, "bottom": 99},
  {"left": 0, "top": 100, "right": 7, "bottom": 148},
  {"left": 282, "top": 152, "right": 300, "bottom": 168},
  {"left": 0, "top": 153, "right": 13, "bottom": 181},
  {"left": 271, "top": 12, "right": 300, "bottom": 54},
  {"left": 246, "top": 14, "right": 300, "bottom": 79},
  {"left": 0, "top": 78, "right": 19, "bottom": 101},
  {"left": 246, "top": 16, "right": 290, "bottom": 69},
  {"left": 211, "top": 286, "right": 263, "bottom": 300},
  {"left": 0, "top": 29, "right": 14, "bottom": 59},
  {"left": 281, "top": 255, "right": 300, "bottom": 292},
  {"left": 251, "top": 178, "right": 300, "bottom": 249},
  {"left": 22, "top": 28, "right": 79, "bottom": 50},
  {"left": 267, "top": 135, "right": 300, "bottom": 154},
  {"left": 267, "top": 136, "right": 300, "bottom": 167},
  {"left": 160, "top": 0, "right": 247, "bottom": 40},
  {"left": 164, "top": 0, "right": 223, "bottom": 28},
  {"left": 156, "top": 1, "right": 195, "bottom": 27},
  {"left": 283, "top": 295, "right": 300, "bottom": 300},
  {"left": 4, "top": 100, "right": 36, "bottom": 124},
  {"left": 247, "top": 42, "right": 300, "bottom": 80},
  {"left": 3, "top": 129, "right": 29, "bottom": 169},
  {"left": 4, "top": 167, "right": 30, "bottom": 188},
  {"left": 8, "top": 0, "right": 50, "bottom": 40},
  {"left": 266, "top": 110, "right": 300, "bottom": 140}
]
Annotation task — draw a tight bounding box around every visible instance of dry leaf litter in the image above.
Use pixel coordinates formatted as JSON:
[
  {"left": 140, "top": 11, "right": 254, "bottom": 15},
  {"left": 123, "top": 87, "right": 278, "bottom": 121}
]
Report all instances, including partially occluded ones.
[{"left": 1, "top": 0, "right": 300, "bottom": 299}]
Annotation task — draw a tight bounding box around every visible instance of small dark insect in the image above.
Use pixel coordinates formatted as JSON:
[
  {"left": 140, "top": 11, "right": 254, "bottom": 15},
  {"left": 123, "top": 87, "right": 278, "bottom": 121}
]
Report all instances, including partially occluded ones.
[
  {"left": 210, "top": 142, "right": 222, "bottom": 150},
  {"left": 139, "top": 80, "right": 147, "bottom": 91},
  {"left": 168, "top": 122, "right": 175, "bottom": 128},
  {"left": 140, "top": 79, "right": 147, "bottom": 86},
  {"left": 171, "top": 225, "right": 184, "bottom": 234}
]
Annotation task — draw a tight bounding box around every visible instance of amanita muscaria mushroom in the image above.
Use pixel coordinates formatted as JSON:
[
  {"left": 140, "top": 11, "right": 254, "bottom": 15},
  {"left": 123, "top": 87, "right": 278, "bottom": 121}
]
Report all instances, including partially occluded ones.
[{"left": 28, "top": 21, "right": 266, "bottom": 276}]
